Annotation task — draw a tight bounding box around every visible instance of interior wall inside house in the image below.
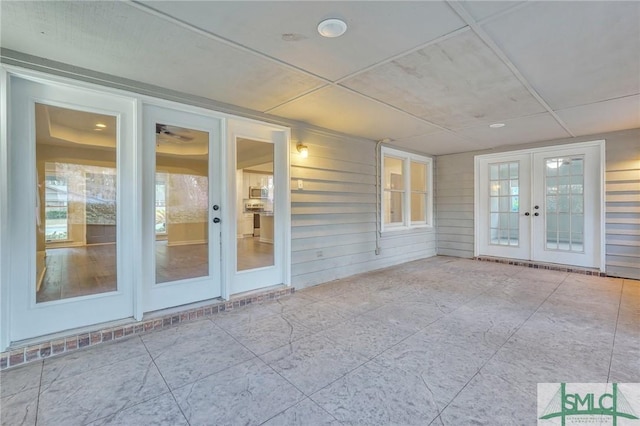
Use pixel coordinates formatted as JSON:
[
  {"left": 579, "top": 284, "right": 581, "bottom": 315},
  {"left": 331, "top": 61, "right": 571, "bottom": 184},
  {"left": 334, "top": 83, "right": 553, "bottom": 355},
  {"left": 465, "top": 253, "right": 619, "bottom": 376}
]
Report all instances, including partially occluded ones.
[{"left": 435, "top": 128, "right": 640, "bottom": 280}]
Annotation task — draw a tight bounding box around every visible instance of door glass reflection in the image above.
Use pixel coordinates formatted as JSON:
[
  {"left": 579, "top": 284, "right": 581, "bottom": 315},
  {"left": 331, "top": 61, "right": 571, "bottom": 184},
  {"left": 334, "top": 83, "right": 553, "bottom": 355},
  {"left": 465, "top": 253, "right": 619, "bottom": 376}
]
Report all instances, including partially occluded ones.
[
  {"left": 545, "top": 157, "right": 584, "bottom": 252},
  {"left": 36, "top": 104, "right": 118, "bottom": 303},
  {"left": 488, "top": 161, "right": 519, "bottom": 246},
  {"left": 236, "top": 138, "right": 274, "bottom": 271},
  {"left": 155, "top": 124, "right": 209, "bottom": 283}
]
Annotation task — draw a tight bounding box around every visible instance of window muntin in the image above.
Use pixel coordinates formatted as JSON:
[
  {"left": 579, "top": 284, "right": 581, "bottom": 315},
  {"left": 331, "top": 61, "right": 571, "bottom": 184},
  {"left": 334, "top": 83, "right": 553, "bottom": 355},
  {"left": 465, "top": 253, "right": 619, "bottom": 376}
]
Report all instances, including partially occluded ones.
[{"left": 381, "top": 148, "right": 432, "bottom": 231}]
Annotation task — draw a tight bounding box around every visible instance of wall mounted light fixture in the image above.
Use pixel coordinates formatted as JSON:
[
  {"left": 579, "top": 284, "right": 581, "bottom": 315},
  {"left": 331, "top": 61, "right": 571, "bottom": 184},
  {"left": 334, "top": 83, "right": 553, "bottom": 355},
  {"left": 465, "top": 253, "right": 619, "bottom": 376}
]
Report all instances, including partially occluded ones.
[{"left": 296, "top": 142, "right": 309, "bottom": 158}]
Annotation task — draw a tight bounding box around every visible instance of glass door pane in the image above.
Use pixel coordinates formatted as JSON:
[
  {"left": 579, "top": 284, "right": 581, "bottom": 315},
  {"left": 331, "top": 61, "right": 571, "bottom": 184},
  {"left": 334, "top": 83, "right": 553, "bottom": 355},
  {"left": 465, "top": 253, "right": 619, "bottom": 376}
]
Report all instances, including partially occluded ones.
[
  {"left": 544, "top": 156, "right": 584, "bottom": 252},
  {"left": 488, "top": 161, "right": 520, "bottom": 246},
  {"left": 236, "top": 138, "right": 274, "bottom": 271},
  {"left": 155, "top": 123, "right": 210, "bottom": 283},
  {"left": 36, "top": 103, "right": 118, "bottom": 303}
]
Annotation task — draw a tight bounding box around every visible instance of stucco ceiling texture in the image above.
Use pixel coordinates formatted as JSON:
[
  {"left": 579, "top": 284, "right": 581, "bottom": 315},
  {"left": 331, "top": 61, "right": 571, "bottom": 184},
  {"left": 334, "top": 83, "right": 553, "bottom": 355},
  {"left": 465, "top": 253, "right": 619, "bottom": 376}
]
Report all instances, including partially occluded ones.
[{"left": 1, "top": 1, "right": 639, "bottom": 155}]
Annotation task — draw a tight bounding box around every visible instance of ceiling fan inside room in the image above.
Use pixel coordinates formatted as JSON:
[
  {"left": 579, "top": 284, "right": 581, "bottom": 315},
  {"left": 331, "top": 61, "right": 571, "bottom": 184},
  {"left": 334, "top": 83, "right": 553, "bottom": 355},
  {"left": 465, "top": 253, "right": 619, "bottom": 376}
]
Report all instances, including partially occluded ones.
[{"left": 155, "top": 123, "right": 194, "bottom": 143}]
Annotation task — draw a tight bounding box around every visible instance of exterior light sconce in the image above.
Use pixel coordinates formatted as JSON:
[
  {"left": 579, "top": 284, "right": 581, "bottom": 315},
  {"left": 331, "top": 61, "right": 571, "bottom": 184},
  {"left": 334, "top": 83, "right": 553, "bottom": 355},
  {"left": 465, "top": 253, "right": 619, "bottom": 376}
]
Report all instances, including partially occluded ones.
[{"left": 296, "top": 143, "right": 309, "bottom": 158}]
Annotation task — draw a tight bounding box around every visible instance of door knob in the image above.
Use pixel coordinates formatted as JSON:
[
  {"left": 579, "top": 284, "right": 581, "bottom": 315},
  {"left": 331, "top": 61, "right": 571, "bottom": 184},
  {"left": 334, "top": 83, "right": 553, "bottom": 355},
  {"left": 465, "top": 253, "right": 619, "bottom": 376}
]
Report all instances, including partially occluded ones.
[
  {"left": 534, "top": 212, "right": 539, "bottom": 217},
  {"left": 213, "top": 217, "right": 221, "bottom": 223},
  {"left": 524, "top": 212, "right": 530, "bottom": 216},
  {"left": 213, "top": 205, "right": 219, "bottom": 211},
  {"left": 534, "top": 205, "right": 539, "bottom": 209}
]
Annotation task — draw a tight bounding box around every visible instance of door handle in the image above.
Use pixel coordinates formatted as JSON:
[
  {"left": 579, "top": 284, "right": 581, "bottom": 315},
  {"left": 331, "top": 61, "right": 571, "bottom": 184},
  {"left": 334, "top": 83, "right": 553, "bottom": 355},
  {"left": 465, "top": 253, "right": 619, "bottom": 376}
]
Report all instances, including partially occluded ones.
[
  {"left": 534, "top": 205, "right": 539, "bottom": 210},
  {"left": 524, "top": 212, "right": 530, "bottom": 216},
  {"left": 213, "top": 205, "right": 220, "bottom": 211},
  {"left": 213, "top": 217, "right": 221, "bottom": 223},
  {"left": 534, "top": 212, "right": 539, "bottom": 217}
]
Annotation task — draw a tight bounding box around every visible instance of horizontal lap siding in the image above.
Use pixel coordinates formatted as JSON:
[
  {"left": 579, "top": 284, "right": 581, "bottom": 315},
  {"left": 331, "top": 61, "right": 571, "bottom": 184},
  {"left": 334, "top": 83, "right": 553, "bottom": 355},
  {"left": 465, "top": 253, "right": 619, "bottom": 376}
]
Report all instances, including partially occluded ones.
[
  {"left": 290, "top": 130, "right": 436, "bottom": 289},
  {"left": 435, "top": 128, "right": 640, "bottom": 279},
  {"left": 435, "top": 152, "right": 476, "bottom": 259},
  {"left": 605, "top": 132, "right": 640, "bottom": 279}
]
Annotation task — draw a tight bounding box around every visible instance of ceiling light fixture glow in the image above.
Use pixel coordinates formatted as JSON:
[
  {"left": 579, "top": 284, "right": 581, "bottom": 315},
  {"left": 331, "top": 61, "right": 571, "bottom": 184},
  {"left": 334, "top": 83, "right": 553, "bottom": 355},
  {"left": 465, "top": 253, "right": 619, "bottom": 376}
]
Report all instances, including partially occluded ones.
[
  {"left": 489, "top": 123, "right": 505, "bottom": 129},
  {"left": 95, "top": 123, "right": 106, "bottom": 128},
  {"left": 317, "top": 18, "right": 347, "bottom": 38}
]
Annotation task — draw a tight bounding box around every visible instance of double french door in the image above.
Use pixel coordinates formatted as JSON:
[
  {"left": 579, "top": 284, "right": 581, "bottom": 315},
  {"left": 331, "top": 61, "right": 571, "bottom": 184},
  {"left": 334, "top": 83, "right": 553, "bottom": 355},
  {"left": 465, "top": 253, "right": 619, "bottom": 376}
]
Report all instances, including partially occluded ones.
[{"left": 476, "top": 141, "right": 604, "bottom": 270}]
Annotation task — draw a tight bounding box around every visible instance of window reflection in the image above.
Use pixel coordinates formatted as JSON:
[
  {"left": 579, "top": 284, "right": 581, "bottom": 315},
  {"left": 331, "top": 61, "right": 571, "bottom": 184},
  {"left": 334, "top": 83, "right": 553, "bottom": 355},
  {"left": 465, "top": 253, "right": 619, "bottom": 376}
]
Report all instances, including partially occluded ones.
[
  {"left": 236, "top": 138, "right": 274, "bottom": 271},
  {"left": 155, "top": 124, "right": 209, "bottom": 283},
  {"left": 36, "top": 104, "right": 118, "bottom": 303}
]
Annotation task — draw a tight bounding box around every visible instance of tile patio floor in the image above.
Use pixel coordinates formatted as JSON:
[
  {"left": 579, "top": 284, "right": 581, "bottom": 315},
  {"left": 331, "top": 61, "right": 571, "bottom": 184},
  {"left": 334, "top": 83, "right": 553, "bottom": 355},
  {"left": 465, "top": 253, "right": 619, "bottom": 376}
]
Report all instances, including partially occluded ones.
[{"left": 1, "top": 257, "right": 638, "bottom": 425}]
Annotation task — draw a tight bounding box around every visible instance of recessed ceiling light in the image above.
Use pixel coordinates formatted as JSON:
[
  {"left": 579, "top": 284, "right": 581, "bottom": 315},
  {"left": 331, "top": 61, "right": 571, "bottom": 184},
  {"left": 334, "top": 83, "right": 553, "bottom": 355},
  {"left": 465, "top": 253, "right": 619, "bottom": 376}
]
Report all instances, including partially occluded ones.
[
  {"left": 95, "top": 123, "right": 106, "bottom": 128},
  {"left": 317, "top": 18, "right": 347, "bottom": 38},
  {"left": 489, "top": 123, "right": 505, "bottom": 128}
]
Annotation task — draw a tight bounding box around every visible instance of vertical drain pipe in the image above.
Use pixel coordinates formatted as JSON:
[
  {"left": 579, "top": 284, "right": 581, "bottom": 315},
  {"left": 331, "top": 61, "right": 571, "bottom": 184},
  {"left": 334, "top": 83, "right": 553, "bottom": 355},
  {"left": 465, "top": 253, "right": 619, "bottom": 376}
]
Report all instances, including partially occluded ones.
[{"left": 375, "top": 138, "right": 391, "bottom": 255}]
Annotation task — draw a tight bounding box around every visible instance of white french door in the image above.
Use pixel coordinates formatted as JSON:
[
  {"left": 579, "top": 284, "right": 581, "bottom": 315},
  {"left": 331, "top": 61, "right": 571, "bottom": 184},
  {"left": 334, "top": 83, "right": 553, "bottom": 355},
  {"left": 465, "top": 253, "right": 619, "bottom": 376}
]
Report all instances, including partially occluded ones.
[
  {"left": 226, "top": 119, "right": 290, "bottom": 295},
  {"left": 8, "top": 75, "right": 136, "bottom": 341},
  {"left": 476, "top": 141, "right": 604, "bottom": 270},
  {"left": 142, "top": 104, "right": 222, "bottom": 312}
]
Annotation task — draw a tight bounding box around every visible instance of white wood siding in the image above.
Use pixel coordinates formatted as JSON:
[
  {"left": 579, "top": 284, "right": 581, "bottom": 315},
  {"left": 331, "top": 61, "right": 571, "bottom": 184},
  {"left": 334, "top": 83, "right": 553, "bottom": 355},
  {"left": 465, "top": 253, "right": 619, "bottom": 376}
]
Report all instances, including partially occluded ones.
[
  {"left": 291, "top": 130, "right": 437, "bottom": 289},
  {"left": 435, "top": 128, "right": 640, "bottom": 280}
]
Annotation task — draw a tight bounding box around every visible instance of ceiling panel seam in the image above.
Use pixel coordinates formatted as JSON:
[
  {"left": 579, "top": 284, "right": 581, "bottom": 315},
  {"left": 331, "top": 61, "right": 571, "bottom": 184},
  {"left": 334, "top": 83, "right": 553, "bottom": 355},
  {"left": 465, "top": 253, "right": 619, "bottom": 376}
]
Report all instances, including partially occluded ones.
[
  {"left": 447, "top": 0, "right": 576, "bottom": 138},
  {"left": 126, "top": 0, "right": 483, "bottom": 145},
  {"left": 264, "top": 26, "right": 471, "bottom": 113},
  {"left": 127, "top": 1, "right": 331, "bottom": 84},
  {"left": 332, "top": 26, "right": 471, "bottom": 85},
  {"left": 474, "top": 1, "right": 533, "bottom": 27}
]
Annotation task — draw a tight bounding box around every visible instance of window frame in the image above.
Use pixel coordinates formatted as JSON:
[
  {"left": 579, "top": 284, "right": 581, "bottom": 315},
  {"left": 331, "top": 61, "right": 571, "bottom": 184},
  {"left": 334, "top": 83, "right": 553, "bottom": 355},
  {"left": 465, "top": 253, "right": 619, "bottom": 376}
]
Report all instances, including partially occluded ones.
[{"left": 381, "top": 147, "right": 433, "bottom": 232}]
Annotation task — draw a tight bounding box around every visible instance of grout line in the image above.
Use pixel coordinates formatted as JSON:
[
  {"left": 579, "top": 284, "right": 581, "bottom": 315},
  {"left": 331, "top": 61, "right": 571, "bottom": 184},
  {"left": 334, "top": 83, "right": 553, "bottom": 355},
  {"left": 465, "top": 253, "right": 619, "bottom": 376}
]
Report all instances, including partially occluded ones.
[
  {"left": 34, "top": 360, "right": 44, "bottom": 426},
  {"left": 427, "top": 273, "right": 568, "bottom": 425},
  {"left": 139, "top": 335, "right": 192, "bottom": 426},
  {"left": 606, "top": 279, "right": 625, "bottom": 384}
]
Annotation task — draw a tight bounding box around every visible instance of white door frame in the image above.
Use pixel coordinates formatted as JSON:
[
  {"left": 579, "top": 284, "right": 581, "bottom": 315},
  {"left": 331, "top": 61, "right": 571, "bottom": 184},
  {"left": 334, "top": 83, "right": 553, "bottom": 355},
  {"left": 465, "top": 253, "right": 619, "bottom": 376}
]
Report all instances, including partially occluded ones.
[
  {"left": 5, "top": 73, "right": 138, "bottom": 342},
  {"left": 474, "top": 140, "right": 605, "bottom": 271},
  {"left": 225, "top": 118, "right": 291, "bottom": 297},
  {"left": 141, "top": 103, "right": 223, "bottom": 312}
]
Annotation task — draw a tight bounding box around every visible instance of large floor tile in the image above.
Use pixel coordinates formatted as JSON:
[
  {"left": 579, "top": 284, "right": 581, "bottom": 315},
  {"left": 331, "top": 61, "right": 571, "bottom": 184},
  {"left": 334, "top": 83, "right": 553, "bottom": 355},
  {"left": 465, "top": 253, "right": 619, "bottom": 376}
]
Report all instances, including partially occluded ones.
[
  {"left": 364, "top": 299, "right": 445, "bottom": 332},
  {"left": 374, "top": 328, "right": 497, "bottom": 409},
  {"left": 173, "top": 357, "right": 303, "bottom": 426},
  {"left": 0, "top": 361, "right": 42, "bottom": 398},
  {"left": 322, "top": 315, "right": 415, "bottom": 359},
  {"left": 41, "top": 336, "right": 147, "bottom": 385},
  {"left": 482, "top": 337, "right": 611, "bottom": 384},
  {"left": 143, "top": 322, "right": 255, "bottom": 389},
  {"left": 261, "top": 334, "right": 369, "bottom": 395},
  {"left": 0, "top": 387, "right": 38, "bottom": 426},
  {"left": 37, "top": 353, "right": 168, "bottom": 426},
  {"left": 281, "top": 301, "right": 354, "bottom": 333},
  {"left": 311, "top": 360, "right": 440, "bottom": 426},
  {"left": 87, "top": 393, "right": 187, "bottom": 426},
  {"left": 220, "top": 313, "right": 313, "bottom": 355},
  {"left": 438, "top": 371, "right": 535, "bottom": 425},
  {"left": 262, "top": 398, "right": 340, "bottom": 426},
  {"left": 213, "top": 303, "right": 281, "bottom": 330}
]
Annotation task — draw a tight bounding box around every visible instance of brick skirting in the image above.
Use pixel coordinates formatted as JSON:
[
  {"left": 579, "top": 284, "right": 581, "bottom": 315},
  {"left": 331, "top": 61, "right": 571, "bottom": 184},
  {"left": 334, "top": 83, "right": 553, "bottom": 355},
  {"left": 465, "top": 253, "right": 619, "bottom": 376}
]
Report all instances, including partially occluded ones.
[
  {"left": 475, "top": 256, "right": 606, "bottom": 276},
  {"left": 1, "top": 287, "right": 294, "bottom": 370}
]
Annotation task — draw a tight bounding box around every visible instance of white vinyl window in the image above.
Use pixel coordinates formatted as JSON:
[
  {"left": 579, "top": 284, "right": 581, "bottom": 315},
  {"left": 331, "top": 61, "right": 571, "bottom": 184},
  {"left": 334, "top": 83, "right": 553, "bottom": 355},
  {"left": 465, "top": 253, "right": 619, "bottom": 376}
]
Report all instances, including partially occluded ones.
[{"left": 382, "top": 147, "right": 433, "bottom": 231}]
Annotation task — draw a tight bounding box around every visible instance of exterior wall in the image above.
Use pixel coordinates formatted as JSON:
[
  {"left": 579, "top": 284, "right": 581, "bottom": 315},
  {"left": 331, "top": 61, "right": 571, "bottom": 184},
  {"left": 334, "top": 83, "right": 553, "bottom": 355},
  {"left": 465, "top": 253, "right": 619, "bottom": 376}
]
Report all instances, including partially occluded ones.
[
  {"left": 290, "top": 129, "right": 436, "bottom": 289},
  {"left": 436, "top": 128, "right": 640, "bottom": 280}
]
